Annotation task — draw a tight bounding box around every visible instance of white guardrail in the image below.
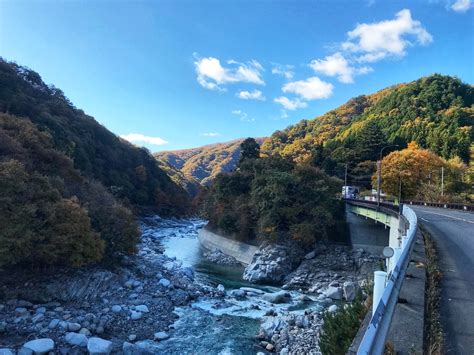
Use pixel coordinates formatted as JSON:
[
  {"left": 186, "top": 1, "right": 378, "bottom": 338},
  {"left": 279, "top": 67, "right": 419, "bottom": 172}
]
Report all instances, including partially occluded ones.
[{"left": 357, "top": 205, "right": 418, "bottom": 354}]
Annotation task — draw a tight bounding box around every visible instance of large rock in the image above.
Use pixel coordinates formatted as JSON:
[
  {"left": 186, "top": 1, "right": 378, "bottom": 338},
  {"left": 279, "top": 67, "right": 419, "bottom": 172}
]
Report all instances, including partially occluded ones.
[
  {"left": 324, "top": 286, "right": 343, "bottom": 300},
  {"left": 87, "top": 337, "right": 112, "bottom": 355},
  {"left": 243, "top": 244, "right": 303, "bottom": 284},
  {"left": 262, "top": 291, "right": 291, "bottom": 304},
  {"left": 153, "top": 332, "right": 169, "bottom": 341},
  {"left": 22, "top": 338, "right": 54, "bottom": 354},
  {"left": 134, "top": 305, "right": 149, "bottom": 313},
  {"left": 158, "top": 278, "right": 171, "bottom": 287},
  {"left": 343, "top": 281, "right": 357, "bottom": 301},
  {"left": 65, "top": 332, "right": 88, "bottom": 347},
  {"left": 229, "top": 289, "right": 246, "bottom": 299},
  {"left": 259, "top": 317, "right": 285, "bottom": 339},
  {"left": 0, "top": 350, "right": 14, "bottom": 355}
]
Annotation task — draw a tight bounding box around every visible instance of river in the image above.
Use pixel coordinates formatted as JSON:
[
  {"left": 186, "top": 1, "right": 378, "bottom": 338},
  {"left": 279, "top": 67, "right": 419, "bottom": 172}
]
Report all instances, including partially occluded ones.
[{"left": 140, "top": 216, "right": 322, "bottom": 354}]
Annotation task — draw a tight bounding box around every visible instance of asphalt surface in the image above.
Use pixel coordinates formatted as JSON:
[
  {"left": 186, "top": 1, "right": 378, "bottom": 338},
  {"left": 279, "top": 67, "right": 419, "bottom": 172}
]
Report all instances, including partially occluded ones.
[{"left": 412, "top": 206, "right": 474, "bottom": 355}]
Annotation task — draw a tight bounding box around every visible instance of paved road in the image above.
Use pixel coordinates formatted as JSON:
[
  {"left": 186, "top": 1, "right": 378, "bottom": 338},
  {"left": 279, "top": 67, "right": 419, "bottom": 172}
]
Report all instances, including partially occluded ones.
[{"left": 413, "top": 206, "right": 474, "bottom": 355}]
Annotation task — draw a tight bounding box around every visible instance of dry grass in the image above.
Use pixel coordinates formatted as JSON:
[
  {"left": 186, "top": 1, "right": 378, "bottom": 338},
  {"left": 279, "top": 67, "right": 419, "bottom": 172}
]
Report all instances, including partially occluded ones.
[{"left": 421, "top": 225, "right": 444, "bottom": 355}]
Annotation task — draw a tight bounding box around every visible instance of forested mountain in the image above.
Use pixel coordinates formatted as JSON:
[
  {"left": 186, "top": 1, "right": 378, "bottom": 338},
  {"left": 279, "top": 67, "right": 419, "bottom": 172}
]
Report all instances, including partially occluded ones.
[
  {"left": 262, "top": 75, "right": 473, "bottom": 186},
  {"left": 0, "top": 59, "right": 189, "bottom": 268},
  {"left": 0, "top": 59, "right": 190, "bottom": 215},
  {"left": 155, "top": 137, "right": 266, "bottom": 186}
]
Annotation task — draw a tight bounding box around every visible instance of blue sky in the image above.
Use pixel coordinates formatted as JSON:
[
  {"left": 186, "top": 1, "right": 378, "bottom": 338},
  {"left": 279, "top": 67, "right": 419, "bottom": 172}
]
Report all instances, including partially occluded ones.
[{"left": 1, "top": 0, "right": 473, "bottom": 151}]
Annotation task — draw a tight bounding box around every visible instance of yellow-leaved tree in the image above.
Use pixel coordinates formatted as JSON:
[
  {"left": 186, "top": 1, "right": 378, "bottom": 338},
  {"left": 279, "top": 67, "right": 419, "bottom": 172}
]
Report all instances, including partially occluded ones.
[{"left": 373, "top": 142, "right": 444, "bottom": 200}]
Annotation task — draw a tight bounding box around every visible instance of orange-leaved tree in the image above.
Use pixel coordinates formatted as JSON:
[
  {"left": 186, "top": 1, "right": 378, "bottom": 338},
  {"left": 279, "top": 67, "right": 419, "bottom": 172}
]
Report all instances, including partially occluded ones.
[{"left": 373, "top": 142, "right": 444, "bottom": 200}]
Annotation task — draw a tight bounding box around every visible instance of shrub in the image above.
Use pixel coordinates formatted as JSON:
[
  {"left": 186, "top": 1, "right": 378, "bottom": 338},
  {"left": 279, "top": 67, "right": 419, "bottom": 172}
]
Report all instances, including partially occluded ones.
[{"left": 319, "top": 294, "right": 368, "bottom": 355}]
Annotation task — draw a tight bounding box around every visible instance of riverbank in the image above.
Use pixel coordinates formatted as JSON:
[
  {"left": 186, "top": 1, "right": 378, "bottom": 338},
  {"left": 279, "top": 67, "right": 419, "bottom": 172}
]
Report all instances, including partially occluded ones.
[{"left": 0, "top": 218, "right": 216, "bottom": 354}]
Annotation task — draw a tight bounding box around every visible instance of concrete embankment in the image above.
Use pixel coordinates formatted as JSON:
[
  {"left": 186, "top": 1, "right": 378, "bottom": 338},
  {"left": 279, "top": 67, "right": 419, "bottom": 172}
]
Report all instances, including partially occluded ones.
[{"left": 197, "top": 228, "right": 258, "bottom": 265}]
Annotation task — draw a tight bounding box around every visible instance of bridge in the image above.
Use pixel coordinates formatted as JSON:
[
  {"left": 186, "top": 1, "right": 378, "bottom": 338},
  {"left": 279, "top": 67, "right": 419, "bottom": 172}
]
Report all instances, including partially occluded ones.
[{"left": 345, "top": 199, "right": 474, "bottom": 355}]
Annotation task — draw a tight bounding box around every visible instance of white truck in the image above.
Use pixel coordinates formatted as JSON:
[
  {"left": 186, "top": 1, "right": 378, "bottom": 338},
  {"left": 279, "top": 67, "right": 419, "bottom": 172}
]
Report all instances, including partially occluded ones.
[{"left": 342, "top": 185, "right": 359, "bottom": 199}]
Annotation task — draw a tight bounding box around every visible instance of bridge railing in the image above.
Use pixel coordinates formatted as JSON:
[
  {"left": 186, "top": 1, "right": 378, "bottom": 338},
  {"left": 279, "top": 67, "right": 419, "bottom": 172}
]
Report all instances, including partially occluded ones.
[{"left": 356, "top": 204, "right": 418, "bottom": 355}]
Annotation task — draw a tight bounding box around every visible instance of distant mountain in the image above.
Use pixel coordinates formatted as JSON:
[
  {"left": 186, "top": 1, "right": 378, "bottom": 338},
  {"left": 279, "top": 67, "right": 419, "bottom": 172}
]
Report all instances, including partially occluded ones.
[
  {"left": 262, "top": 74, "right": 473, "bottom": 184},
  {"left": 155, "top": 138, "right": 266, "bottom": 187}
]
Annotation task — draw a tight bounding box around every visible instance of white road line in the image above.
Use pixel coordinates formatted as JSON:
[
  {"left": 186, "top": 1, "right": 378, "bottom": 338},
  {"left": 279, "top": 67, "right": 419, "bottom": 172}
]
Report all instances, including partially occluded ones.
[
  {"left": 420, "top": 217, "right": 430, "bottom": 223},
  {"left": 419, "top": 210, "right": 474, "bottom": 225}
]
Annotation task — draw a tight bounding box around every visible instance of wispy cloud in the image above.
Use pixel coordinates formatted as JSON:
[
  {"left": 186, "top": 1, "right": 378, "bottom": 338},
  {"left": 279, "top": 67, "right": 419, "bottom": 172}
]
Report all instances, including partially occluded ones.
[
  {"left": 236, "top": 89, "right": 266, "bottom": 101},
  {"left": 231, "top": 109, "right": 255, "bottom": 122},
  {"left": 273, "top": 96, "right": 308, "bottom": 110},
  {"left": 194, "top": 55, "right": 265, "bottom": 91},
  {"left": 271, "top": 63, "right": 295, "bottom": 80},
  {"left": 200, "top": 132, "right": 221, "bottom": 137},
  {"left": 120, "top": 133, "right": 168, "bottom": 146},
  {"left": 309, "top": 52, "right": 372, "bottom": 84},
  {"left": 451, "top": 0, "right": 471, "bottom": 12}
]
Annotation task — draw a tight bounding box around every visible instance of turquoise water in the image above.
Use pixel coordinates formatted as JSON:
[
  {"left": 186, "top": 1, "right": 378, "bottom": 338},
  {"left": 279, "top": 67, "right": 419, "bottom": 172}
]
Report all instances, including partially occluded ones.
[{"left": 142, "top": 217, "right": 321, "bottom": 354}]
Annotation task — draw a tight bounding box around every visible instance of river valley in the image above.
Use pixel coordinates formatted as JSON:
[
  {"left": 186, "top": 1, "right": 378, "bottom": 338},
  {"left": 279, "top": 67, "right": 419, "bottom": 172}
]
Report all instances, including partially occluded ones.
[
  {"left": 140, "top": 216, "right": 324, "bottom": 354},
  {"left": 0, "top": 216, "right": 373, "bottom": 354}
]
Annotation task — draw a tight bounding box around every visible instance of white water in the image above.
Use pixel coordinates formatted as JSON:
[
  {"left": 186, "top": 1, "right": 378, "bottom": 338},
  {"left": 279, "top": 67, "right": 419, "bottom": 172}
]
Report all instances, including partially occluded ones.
[{"left": 140, "top": 216, "right": 322, "bottom": 354}]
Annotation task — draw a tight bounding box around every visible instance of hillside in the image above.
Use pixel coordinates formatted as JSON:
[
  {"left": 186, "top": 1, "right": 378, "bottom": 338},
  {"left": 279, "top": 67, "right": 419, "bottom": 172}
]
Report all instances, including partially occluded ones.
[
  {"left": 262, "top": 75, "right": 473, "bottom": 185},
  {"left": 0, "top": 59, "right": 190, "bottom": 216},
  {"left": 155, "top": 137, "right": 266, "bottom": 186}
]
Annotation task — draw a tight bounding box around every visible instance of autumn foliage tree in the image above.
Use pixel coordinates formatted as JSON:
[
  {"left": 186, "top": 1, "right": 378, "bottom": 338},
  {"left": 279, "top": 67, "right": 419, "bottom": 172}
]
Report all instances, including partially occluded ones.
[{"left": 374, "top": 142, "right": 470, "bottom": 201}]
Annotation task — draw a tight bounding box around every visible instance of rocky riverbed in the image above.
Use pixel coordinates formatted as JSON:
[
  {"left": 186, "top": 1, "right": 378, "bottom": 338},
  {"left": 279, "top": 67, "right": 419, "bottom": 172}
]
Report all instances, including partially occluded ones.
[{"left": 0, "top": 217, "right": 381, "bottom": 354}]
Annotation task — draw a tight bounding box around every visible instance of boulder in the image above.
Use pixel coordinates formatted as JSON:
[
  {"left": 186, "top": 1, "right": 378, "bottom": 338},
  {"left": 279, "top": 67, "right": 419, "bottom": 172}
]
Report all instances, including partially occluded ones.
[
  {"left": 153, "top": 332, "right": 169, "bottom": 341},
  {"left": 262, "top": 291, "right": 291, "bottom": 304},
  {"left": 65, "top": 332, "right": 88, "bottom": 347},
  {"left": 158, "top": 278, "right": 171, "bottom": 287},
  {"left": 23, "top": 338, "right": 54, "bottom": 354},
  {"left": 68, "top": 322, "right": 81, "bottom": 332},
  {"left": 243, "top": 244, "right": 303, "bottom": 284},
  {"left": 324, "top": 286, "right": 343, "bottom": 300},
  {"left": 111, "top": 305, "right": 122, "bottom": 313},
  {"left": 229, "top": 289, "right": 246, "bottom": 299},
  {"left": 134, "top": 305, "right": 149, "bottom": 313},
  {"left": 48, "top": 319, "right": 60, "bottom": 329},
  {"left": 304, "top": 251, "right": 316, "bottom": 260},
  {"left": 216, "top": 284, "right": 225, "bottom": 293},
  {"left": 328, "top": 305, "right": 338, "bottom": 313},
  {"left": 259, "top": 318, "right": 285, "bottom": 338},
  {"left": 130, "top": 311, "right": 142, "bottom": 320},
  {"left": 343, "top": 281, "right": 356, "bottom": 301},
  {"left": 0, "top": 350, "right": 14, "bottom": 355},
  {"left": 15, "top": 307, "right": 29, "bottom": 318},
  {"left": 87, "top": 337, "right": 112, "bottom": 355}
]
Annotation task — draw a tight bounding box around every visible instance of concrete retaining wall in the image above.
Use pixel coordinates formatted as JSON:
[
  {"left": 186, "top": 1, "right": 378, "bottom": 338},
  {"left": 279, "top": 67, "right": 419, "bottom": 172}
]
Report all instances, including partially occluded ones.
[{"left": 197, "top": 228, "right": 258, "bottom": 265}]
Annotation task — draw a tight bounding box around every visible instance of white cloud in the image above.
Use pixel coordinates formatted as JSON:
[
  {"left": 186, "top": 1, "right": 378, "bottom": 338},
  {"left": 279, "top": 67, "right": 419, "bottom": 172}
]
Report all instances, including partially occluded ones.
[
  {"left": 236, "top": 89, "right": 266, "bottom": 101},
  {"left": 451, "top": 0, "right": 471, "bottom": 12},
  {"left": 120, "top": 133, "right": 168, "bottom": 146},
  {"left": 282, "top": 77, "right": 334, "bottom": 100},
  {"left": 274, "top": 96, "right": 308, "bottom": 110},
  {"left": 309, "top": 52, "right": 372, "bottom": 83},
  {"left": 342, "top": 9, "right": 433, "bottom": 63},
  {"left": 271, "top": 63, "right": 295, "bottom": 80},
  {"left": 231, "top": 109, "right": 255, "bottom": 122},
  {"left": 194, "top": 56, "right": 265, "bottom": 90},
  {"left": 200, "top": 132, "right": 221, "bottom": 137}
]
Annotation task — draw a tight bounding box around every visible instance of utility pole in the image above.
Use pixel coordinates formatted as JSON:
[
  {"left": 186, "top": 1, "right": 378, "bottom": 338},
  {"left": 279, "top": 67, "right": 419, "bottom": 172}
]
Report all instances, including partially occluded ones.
[
  {"left": 441, "top": 166, "right": 444, "bottom": 197},
  {"left": 344, "top": 164, "right": 348, "bottom": 198},
  {"left": 376, "top": 160, "right": 381, "bottom": 206}
]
